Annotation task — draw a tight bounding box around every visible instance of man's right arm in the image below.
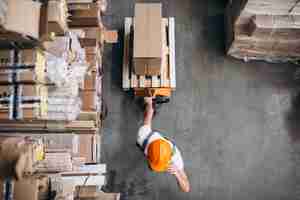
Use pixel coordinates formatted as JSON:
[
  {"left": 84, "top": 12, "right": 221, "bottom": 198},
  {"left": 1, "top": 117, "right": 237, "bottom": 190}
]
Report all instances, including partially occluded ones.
[
  {"left": 168, "top": 165, "right": 190, "bottom": 193},
  {"left": 144, "top": 97, "right": 154, "bottom": 126}
]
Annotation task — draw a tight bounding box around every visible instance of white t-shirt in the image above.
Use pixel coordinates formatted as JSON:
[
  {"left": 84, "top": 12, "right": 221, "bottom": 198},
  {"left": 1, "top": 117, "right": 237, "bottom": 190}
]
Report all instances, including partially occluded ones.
[{"left": 137, "top": 125, "right": 184, "bottom": 170}]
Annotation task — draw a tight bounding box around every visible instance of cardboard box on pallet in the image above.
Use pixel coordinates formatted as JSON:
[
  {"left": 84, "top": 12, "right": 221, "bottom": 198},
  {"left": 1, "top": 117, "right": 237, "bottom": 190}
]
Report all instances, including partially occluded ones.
[
  {"left": 133, "top": 3, "right": 162, "bottom": 76},
  {"left": 0, "top": 49, "right": 46, "bottom": 84},
  {"left": 0, "top": 0, "right": 41, "bottom": 39}
]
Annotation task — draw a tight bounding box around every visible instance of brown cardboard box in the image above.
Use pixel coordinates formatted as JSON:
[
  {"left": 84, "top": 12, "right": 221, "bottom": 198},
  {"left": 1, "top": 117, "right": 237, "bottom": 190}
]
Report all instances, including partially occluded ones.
[
  {"left": 84, "top": 27, "right": 101, "bottom": 39},
  {"left": 0, "top": 136, "right": 31, "bottom": 180},
  {"left": 2, "top": 0, "right": 41, "bottom": 39},
  {"left": 134, "top": 3, "right": 162, "bottom": 58},
  {"left": 78, "top": 28, "right": 101, "bottom": 47},
  {"left": 80, "top": 90, "right": 97, "bottom": 111},
  {"left": 75, "top": 190, "right": 121, "bottom": 200},
  {"left": 134, "top": 58, "right": 161, "bottom": 75},
  {"left": 47, "top": 0, "right": 68, "bottom": 35},
  {"left": 133, "top": 3, "right": 162, "bottom": 75},
  {"left": 86, "top": 53, "right": 97, "bottom": 67},
  {"left": 0, "top": 110, "right": 10, "bottom": 120},
  {"left": 69, "top": 4, "right": 100, "bottom": 27},
  {"left": 76, "top": 185, "right": 98, "bottom": 199},
  {"left": 14, "top": 178, "right": 39, "bottom": 200},
  {"left": 103, "top": 30, "right": 118, "bottom": 43},
  {"left": 78, "top": 134, "right": 98, "bottom": 163},
  {"left": 85, "top": 46, "right": 98, "bottom": 55},
  {"left": 84, "top": 71, "right": 97, "bottom": 90}
]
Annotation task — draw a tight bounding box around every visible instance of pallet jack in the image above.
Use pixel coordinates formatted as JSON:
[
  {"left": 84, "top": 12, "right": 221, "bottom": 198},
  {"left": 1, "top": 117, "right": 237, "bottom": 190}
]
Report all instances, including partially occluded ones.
[{"left": 122, "top": 8, "right": 176, "bottom": 108}]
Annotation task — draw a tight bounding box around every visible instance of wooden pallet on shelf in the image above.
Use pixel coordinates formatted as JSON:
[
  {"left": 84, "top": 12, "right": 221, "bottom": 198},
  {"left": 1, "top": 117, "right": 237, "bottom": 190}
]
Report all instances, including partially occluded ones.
[{"left": 0, "top": 119, "right": 99, "bottom": 134}]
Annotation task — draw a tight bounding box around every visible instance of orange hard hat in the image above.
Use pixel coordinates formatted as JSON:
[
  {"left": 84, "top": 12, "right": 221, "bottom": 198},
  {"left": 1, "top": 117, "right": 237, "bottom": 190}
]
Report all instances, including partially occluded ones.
[{"left": 147, "top": 139, "right": 172, "bottom": 172}]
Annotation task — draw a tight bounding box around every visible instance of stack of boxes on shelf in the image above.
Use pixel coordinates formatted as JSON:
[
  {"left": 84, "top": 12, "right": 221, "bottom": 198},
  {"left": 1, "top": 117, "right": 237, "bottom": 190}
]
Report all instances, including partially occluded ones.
[
  {"left": 0, "top": 48, "right": 48, "bottom": 120},
  {"left": 0, "top": 0, "right": 119, "bottom": 199}
]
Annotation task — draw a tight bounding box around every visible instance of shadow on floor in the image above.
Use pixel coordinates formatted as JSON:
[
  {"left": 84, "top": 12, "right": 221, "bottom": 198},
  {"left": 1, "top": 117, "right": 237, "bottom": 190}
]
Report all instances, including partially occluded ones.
[{"left": 285, "top": 91, "right": 300, "bottom": 141}]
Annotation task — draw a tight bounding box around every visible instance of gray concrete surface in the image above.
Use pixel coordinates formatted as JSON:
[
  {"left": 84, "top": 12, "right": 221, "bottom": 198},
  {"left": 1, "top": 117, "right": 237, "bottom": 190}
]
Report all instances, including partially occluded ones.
[{"left": 101, "top": 0, "right": 300, "bottom": 199}]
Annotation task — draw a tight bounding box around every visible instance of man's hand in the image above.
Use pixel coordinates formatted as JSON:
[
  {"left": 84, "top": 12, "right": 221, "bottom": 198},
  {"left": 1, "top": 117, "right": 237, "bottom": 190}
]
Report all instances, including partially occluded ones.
[
  {"left": 167, "top": 164, "right": 180, "bottom": 176},
  {"left": 144, "top": 97, "right": 153, "bottom": 106},
  {"left": 167, "top": 164, "right": 191, "bottom": 193}
]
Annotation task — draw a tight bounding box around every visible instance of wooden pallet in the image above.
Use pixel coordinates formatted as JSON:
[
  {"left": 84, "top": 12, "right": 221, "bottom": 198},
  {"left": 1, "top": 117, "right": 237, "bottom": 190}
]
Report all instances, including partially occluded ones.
[{"left": 122, "top": 17, "right": 176, "bottom": 90}]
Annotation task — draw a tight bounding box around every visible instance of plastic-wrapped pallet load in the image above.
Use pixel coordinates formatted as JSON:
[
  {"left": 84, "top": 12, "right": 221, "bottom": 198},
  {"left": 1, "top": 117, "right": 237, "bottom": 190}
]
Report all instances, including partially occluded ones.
[
  {"left": 47, "top": 95, "right": 82, "bottom": 120},
  {"left": 44, "top": 32, "right": 89, "bottom": 121},
  {"left": 226, "top": 0, "right": 300, "bottom": 62}
]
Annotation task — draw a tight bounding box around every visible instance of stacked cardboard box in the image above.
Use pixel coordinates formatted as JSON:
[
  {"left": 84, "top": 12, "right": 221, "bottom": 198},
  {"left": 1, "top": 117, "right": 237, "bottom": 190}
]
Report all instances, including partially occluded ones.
[
  {"left": 76, "top": 186, "right": 120, "bottom": 200},
  {"left": 40, "top": 0, "right": 70, "bottom": 41},
  {"left": 50, "top": 164, "right": 108, "bottom": 199},
  {"left": 133, "top": 3, "right": 162, "bottom": 75},
  {"left": 0, "top": 135, "right": 44, "bottom": 180},
  {"left": 47, "top": 0, "right": 69, "bottom": 35},
  {"left": 0, "top": 164, "right": 110, "bottom": 200},
  {"left": 37, "top": 149, "right": 73, "bottom": 172},
  {"left": 68, "top": 0, "right": 104, "bottom": 28},
  {"left": 226, "top": 0, "right": 300, "bottom": 62},
  {"left": 0, "top": 0, "right": 41, "bottom": 43}
]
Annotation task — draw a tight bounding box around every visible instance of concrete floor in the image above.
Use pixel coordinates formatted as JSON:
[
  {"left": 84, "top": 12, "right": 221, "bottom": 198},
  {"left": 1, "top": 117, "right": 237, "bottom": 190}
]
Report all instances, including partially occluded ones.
[{"left": 101, "top": 1, "right": 300, "bottom": 199}]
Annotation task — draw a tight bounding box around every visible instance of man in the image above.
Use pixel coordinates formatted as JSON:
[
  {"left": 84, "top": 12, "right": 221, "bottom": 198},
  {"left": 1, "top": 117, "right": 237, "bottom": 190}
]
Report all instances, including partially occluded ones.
[{"left": 137, "top": 97, "right": 190, "bottom": 193}]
